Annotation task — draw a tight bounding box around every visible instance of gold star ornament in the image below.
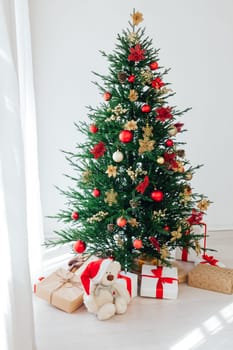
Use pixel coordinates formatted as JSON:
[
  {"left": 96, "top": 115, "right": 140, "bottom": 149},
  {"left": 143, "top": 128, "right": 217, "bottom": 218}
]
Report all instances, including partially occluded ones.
[
  {"left": 106, "top": 165, "right": 117, "bottom": 178},
  {"left": 131, "top": 11, "right": 143, "bottom": 26},
  {"left": 104, "top": 189, "right": 118, "bottom": 206},
  {"left": 170, "top": 226, "right": 182, "bottom": 242},
  {"left": 197, "top": 199, "right": 210, "bottom": 211},
  {"left": 124, "top": 120, "right": 138, "bottom": 130},
  {"left": 138, "top": 138, "right": 155, "bottom": 154}
]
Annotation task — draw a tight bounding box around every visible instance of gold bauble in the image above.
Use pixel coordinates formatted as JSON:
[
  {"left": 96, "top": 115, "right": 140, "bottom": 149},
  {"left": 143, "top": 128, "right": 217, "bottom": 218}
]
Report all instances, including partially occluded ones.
[
  {"left": 157, "top": 156, "right": 165, "bottom": 165},
  {"left": 185, "top": 172, "right": 193, "bottom": 181},
  {"left": 168, "top": 126, "right": 178, "bottom": 136}
]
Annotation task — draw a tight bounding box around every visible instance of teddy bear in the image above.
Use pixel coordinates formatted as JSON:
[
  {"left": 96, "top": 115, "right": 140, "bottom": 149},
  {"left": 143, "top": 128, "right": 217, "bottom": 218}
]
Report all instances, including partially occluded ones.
[{"left": 80, "top": 258, "right": 131, "bottom": 320}]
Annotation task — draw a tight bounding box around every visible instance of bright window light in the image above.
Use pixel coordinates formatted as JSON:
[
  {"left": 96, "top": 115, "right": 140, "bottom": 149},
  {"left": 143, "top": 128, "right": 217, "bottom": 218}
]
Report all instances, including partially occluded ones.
[
  {"left": 220, "top": 302, "right": 233, "bottom": 323},
  {"left": 203, "top": 315, "right": 223, "bottom": 335},
  {"left": 170, "top": 328, "right": 206, "bottom": 350}
]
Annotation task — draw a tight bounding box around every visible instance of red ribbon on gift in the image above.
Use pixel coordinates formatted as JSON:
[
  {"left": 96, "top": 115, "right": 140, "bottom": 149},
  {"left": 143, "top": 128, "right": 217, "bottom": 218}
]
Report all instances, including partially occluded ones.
[
  {"left": 118, "top": 273, "right": 132, "bottom": 296},
  {"left": 200, "top": 254, "right": 219, "bottom": 266},
  {"left": 141, "top": 267, "right": 177, "bottom": 298}
]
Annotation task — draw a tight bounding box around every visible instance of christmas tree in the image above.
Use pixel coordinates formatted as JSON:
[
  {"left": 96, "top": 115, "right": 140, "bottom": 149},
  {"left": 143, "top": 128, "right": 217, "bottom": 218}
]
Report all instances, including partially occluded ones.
[{"left": 46, "top": 10, "right": 210, "bottom": 271}]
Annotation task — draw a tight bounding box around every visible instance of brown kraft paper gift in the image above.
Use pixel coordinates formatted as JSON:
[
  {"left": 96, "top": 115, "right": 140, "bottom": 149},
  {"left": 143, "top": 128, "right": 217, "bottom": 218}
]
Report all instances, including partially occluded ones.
[{"left": 188, "top": 264, "right": 233, "bottom": 294}]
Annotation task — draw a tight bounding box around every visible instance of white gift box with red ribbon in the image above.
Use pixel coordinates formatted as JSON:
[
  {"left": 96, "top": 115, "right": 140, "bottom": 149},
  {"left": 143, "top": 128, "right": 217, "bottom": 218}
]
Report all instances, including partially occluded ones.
[
  {"left": 118, "top": 271, "right": 138, "bottom": 298},
  {"left": 194, "top": 254, "right": 225, "bottom": 267},
  {"left": 175, "top": 223, "right": 207, "bottom": 262},
  {"left": 140, "top": 265, "right": 178, "bottom": 299}
]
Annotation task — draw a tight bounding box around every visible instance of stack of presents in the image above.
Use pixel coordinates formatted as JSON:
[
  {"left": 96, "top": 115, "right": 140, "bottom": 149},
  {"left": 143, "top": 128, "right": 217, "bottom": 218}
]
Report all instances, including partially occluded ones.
[{"left": 34, "top": 223, "right": 233, "bottom": 315}]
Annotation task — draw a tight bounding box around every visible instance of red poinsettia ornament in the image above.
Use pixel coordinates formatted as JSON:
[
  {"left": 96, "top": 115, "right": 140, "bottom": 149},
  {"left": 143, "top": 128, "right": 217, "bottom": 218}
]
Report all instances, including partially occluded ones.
[
  {"left": 90, "top": 141, "right": 106, "bottom": 159},
  {"left": 155, "top": 107, "right": 173, "bottom": 122},
  {"left": 151, "top": 77, "right": 164, "bottom": 89},
  {"left": 128, "top": 44, "right": 145, "bottom": 62}
]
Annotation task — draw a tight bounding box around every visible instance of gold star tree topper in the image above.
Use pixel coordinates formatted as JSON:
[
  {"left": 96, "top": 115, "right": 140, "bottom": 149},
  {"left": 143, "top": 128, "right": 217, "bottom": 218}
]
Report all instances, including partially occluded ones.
[{"left": 131, "top": 11, "right": 143, "bottom": 26}]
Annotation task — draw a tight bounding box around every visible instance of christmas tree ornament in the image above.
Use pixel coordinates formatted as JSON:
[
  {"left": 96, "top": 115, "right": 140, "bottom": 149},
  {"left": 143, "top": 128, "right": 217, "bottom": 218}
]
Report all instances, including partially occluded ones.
[
  {"left": 133, "top": 239, "right": 143, "bottom": 249},
  {"left": 117, "top": 71, "right": 127, "bottom": 83},
  {"left": 116, "top": 216, "right": 127, "bottom": 227},
  {"left": 174, "top": 122, "right": 184, "bottom": 132},
  {"left": 90, "top": 141, "right": 106, "bottom": 159},
  {"left": 131, "top": 11, "right": 143, "bottom": 26},
  {"left": 105, "top": 165, "right": 117, "bottom": 178},
  {"left": 89, "top": 124, "right": 98, "bottom": 133},
  {"left": 136, "top": 175, "right": 150, "bottom": 194},
  {"left": 124, "top": 120, "right": 138, "bottom": 130},
  {"left": 185, "top": 172, "right": 193, "bottom": 181},
  {"left": 71, "top": 211, "right": 79, "bottom": 220},
  {"left": 128, "top": 218, "right": 139, "bottom": 227},
  {"left": 177, "top": 149, "right": 185, "bottom": 158},
  {"left": 170, "top": 226, "right": 182, "bottom": 242},
  {"left": 92, "top": 188, "right": 101, "bottom": 197},
  {"left": 165, "top": 139, "right": 174, "bottom": 147},
  {"left": 103, "top": 91, "right": 112, "bottom": 101},
  {"left": 128, "top": 44, "right": 145, "bottom": 62},
  {"left": 114, "top": 234, "right": 124, "bottom": 247},
  {"left": 138, "top": 138, "right": 155, "bottom": 154},
  {"left": 128, "top": 89, "right": 138, "bottom": 102},
  {"left": 164, "top": 226, "right": 170, "bottom": 232},
  {"left": 112, "top": 150, "right": 124, "bottom": 162},
  {"left": 157, "top": 156, "right": 165, "bottom": 165},
  {"left": 142, "top": 124, "right": 153, "bottom": 138},
  {"left": 140, "top": 68, "right": 153, "bottom": 84},
  {"left": 156, "top": 106, "right": 173, "bottom": 122},
  {"left": 168, "top": 125, "right": 178, "bottom": 136},
  {"left": 104, "top": 189, "right": 118, "bottom": 206},
  {"left": 129, "top": 199, "right": 140, "bottom": 208},
  {"left": 197, "top": 199, "right": 210, "bottom": 211},
  {"left": 119, "top": 130, "right": 133, "bottom": 143},
  {"left": 73, "top": 240, "right": 86, "bottom": 253},
  {"left": 141, "top": 104, "right": 151, "bottom": 113},
  {"left": 149, "top": 61, "right": 159, "bottom": 70},
  {"left": 128, "top": 75, "right": 136, "bottom": 83},
  {"left": 107, "top": 223, "right": 115, "bottom": 232},
  {"left": 151, "top": 190, "right": 164, "bottom": 202},
  {"left": 151, "top": 77, "right": 164, "bottom": 89},
  {"left": 149, "top": 236, "right": 160, "bottom": 251}
]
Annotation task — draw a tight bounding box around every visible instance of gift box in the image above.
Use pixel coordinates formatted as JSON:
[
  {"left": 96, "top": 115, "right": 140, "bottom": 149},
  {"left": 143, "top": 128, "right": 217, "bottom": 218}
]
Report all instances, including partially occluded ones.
[
  {"left": 35, "top": 268, "right": 83, "bottom": 313},
  {"left": 175, "top": 223, "right": 207, "bottom": 262},
  {"left": 188, "top": 264, "right": 233, "bottom": 294},
  {"left": 140, "top": 265, "right": 178, "bottom": 299},
  {"left": 118, "top": 271, "right": 138, "bottom": 298},
  {"left": 194, "top": 254, "right": 225, "bottom": 267}
]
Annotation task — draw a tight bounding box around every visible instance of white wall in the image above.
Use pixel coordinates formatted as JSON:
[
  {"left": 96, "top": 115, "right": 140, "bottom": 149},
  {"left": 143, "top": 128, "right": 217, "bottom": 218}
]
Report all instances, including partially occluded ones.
[{"left": 29, "top": 0, "right": 233, "bottom": 235}]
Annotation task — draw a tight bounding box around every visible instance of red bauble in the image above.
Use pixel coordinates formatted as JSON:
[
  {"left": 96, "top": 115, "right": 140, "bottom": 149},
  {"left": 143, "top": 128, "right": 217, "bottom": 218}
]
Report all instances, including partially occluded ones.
[
  {"left": 116, "top": 217, "right": 127, "bottom": 227},
  {"left": 103, "top": 91, "right": 112, "bottom": 101},
  {"left": 149, "top": 61, "right": 159, "bottom": 70},
  {"left": 71, "top": 211, "right": 79, "bottom": 220},
  {"left": 165, "top": 139, "right": 174, "bottom": 147},
  {"left": 151, "top": 190, "right": 164, "bottom": 202},
  {"left": 92, "top": 188, "right": 101, "bottom": 197},
  {"left": 141, "top": 104, "right": 151, "bottom": 113},
  {"left": 164, "top": 226, "right": 170, "bottom": 231},
  {"left": 133, "top": 239, "right": 143, "bottom": 249},
  {"left": 89, "top": 124, "right": 98, "bottom": 133},
  {"left": 73, "top": 240, "right": 86, "bottom": 253},
  {"left": 128, "top": 75, "right": 136, "bottom": 83},
  {"left": 119, "top": 130, "right": 133, "bottom": 143}
]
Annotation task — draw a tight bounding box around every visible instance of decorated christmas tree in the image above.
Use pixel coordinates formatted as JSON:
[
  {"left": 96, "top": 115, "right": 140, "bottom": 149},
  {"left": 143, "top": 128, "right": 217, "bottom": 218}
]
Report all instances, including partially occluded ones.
[{"left": 46, "top": 10, "right": 210, "bottom": 271}]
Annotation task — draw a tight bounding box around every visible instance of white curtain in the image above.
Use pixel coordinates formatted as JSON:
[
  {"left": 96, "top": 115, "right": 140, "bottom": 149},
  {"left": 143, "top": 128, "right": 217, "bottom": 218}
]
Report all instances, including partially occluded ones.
[{"left": 0, "top": 0, "right": 43, "bottom": 349}]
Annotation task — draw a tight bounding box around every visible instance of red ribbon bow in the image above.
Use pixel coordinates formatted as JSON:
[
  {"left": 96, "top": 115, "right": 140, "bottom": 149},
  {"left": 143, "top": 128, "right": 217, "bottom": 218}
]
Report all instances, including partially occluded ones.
[
  {"left": 201, "top": 254, "right": 219, "bottom": 266},
  {"left": 142, "top": 267, "right": 177, "bottom": 298},
  {"left": 118, "top": 273, "right": 132, "bottom": 296}
]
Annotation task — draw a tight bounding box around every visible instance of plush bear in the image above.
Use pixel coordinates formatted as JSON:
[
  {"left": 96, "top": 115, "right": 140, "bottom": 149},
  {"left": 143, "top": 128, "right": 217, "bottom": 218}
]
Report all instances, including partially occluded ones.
[{"left": 80, "top": 258, "right": 131, "bottom": 320}]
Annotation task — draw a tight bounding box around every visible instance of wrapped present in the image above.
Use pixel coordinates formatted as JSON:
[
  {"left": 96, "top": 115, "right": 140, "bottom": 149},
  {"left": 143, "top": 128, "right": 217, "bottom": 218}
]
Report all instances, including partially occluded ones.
[
  {"left": 35, "top": 268, "right": 83, "bottom": 313},
  {"left": 194, "top": 254, "right": 225, "bottom": 267},
  {"left": 118, "top": 271, "right": 138, "bottom": 298},
  {"left": 140, "top": 265, "right": 178, "bottom": 299},
  {"left": 188, "top": 264, "right": 233, "bottom": 294},
  {"left": 175, "top": 222, "right": 207, "bottom": 262}
]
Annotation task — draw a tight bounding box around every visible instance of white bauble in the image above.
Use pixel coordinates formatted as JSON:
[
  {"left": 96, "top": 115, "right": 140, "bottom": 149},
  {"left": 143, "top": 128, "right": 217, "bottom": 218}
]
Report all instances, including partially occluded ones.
[{"left": 112, "top": 150, "right": 124, "bottom": 162}]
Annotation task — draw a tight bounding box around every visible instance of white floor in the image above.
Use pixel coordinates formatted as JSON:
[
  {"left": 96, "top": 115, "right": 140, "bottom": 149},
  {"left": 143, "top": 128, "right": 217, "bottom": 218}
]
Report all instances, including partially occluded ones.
[{"left": 33, "top": 230, "right": 233, "bottom": 350}]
